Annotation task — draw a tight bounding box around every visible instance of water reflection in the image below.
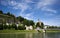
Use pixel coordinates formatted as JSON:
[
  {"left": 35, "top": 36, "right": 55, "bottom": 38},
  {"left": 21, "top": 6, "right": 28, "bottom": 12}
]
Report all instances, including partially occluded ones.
[
  {"left": 25, "top": 33, "right": 33, "bottom": 38},
  {"left": 25, "top": 33, "right": 46, "bottom": 38},
  {"left": 46, "top": 32, "right": 60, "bottom": 38},
  {"left": 0, "top": 32, "right": 60, "bottom": 38}
]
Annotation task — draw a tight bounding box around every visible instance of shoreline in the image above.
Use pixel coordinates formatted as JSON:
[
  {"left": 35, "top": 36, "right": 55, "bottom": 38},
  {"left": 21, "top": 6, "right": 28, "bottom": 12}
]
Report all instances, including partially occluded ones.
[{"left": 0, "top": 30, "right": 60, "bottom": 34}]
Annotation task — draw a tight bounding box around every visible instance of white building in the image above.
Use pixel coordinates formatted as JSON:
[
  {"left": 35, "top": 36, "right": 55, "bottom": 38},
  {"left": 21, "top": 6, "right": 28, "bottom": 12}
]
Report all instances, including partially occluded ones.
[{"left": 25, "top": 25, "right": 33, "bottom": 30}]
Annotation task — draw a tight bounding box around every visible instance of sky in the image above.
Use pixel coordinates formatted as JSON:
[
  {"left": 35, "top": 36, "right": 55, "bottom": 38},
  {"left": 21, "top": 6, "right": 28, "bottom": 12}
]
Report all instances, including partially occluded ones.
[{"left": 0, "top": 0, "right": 60, "bottom": 26}]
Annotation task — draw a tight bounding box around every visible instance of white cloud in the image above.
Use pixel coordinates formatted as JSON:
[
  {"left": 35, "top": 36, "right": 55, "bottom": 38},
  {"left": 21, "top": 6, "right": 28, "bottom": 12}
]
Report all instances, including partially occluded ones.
[
  {"left": 20, "top": 13, "right": 34, "bottom": 20},
  {"left": 36, "top": 0, "right": 57, "bottom": 16},
  {"left": 54, "top": 15, "right": 60, "bottom": 20},
  {"left": 1, "top": 0, "right": 30, "bottom": 13},
  {"left": 56, "top": 18, "right": 60, "bottom": 20},
  {"left": 8, "top": 1, "right": 29, "bottom": 10},
  {"left": 46, "top": 9, "right": 57, "bottom": 13},
  {"left": 17, "top": 3, "right": 30, "bottom": 16},
  {"left": 25, "top": 0, "right": 34, "bottom": 3},
  {"left": 7, "top": 0, "right": 34, "bottom": 19},
  {"left": 7, "top": 0, "right": 31, "bottom": 16},
  {"left": 41, "top": 7, "right": 57, "bottom": 16},
  {"left": 42, "top": 7, "right": 57, "bottom": 13},
  {"left": 13, "top": 3, "right": 29, "bottom": 10},
  {"left": 0, "top": 0, "right": 8, "bottom": 6},
  {"left": 8, "top": 1, "right": 17, "bottom": 6},
  {"left": 44, "top": 13, "right": 54, "bottom": 16},
  {"left": 37, "top": 0, "right": 56, "bottom": 9},
  {"left": 26, "top": 13, "right": 32, "bottom": 17}
]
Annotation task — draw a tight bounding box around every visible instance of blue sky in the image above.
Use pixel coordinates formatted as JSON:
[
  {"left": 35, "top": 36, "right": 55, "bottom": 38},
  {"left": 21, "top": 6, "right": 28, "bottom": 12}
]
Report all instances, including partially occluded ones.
[{"left": 0, "top": 0, "right": 60, "bottom": 26}]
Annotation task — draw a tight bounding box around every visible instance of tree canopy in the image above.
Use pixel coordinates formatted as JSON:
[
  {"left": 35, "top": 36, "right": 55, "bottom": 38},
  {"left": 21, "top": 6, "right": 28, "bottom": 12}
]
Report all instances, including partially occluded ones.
[
  {"left": 0, "top": 10, "right": 3, "bottom": 14},
  {"left": 17, "top": 16, "right": 24, "bottom": 23}
]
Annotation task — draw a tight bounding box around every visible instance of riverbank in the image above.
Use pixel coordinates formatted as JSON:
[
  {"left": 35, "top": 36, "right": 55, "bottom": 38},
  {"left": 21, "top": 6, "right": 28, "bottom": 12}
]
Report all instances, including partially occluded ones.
[
  {"left": 0, "top": 30, "right": 38, "bottom": 34},
  {"left": 0, "top": 30, "right": 60, "bottom": 34},
  {"left": 46, "top": 30, "right": 60, "bottom": 32}
]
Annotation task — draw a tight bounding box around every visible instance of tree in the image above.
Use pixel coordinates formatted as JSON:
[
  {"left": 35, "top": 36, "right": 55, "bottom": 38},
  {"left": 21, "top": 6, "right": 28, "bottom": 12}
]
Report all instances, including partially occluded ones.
[
  {"left": 17, "top": 16, "right": 24, "bottom": 23},
  {"left": 29, "top": 20, "right": 34, "bottom": 26},
  {"left": 18, "top": 25, "right": 25, "bottom": 30},
  {"left": 23, "top": 19, "right": 29, "bottom": 26},
  {"left": 23, "top": 19, "right": 35, "bottom": 26},
  {"left": 4, "top": 24, "right": 8, "bottom": 29},
  {"left": 0, "top": 24, "right": 3, "bottom": 30},
  {"left": 40, "top": 22, "right": 44, "bottom": 29},
  {"left": 6, "top": 12, "right": 11, "bottom": 16},
  {"left": 6, "top": 12, "right": 15, "bottom": 17},
  {"left": 0, "top": 10, "right": 3, "bottom": 14}
]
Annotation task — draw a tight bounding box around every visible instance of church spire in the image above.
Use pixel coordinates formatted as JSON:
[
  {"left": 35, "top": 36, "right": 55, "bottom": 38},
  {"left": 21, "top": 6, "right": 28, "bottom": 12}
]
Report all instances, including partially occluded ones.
[{"left": 38, "top": 19, "right": 41, "bottom": 22}]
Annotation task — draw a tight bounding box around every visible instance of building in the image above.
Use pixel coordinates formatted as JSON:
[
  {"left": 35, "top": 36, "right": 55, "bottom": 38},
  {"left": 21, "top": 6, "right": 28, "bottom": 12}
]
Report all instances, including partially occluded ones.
[
  {"left": 25, "top": 25, "right": 33, "bottom": 30},
  {"left": 0, "top": 14, "right": 15, "bottom": 25},
  {"left": 36, "top": 19, "right": 43, "bottom": 27},
  {"left": 36, "top": 19, "right": 44, "bottom": 31}
]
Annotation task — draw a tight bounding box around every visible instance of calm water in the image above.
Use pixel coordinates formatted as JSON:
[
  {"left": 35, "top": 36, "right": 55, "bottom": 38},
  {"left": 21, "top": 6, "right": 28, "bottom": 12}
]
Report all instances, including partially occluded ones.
[{"left": 0, "top": 32, "right": 60, "bottom": 38}]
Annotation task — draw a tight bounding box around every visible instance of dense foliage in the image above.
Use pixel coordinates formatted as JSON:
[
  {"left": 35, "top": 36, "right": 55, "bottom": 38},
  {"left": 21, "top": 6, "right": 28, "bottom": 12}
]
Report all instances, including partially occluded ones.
[{"left": 0, "top": 10, "right": 35, "bottom": 30}]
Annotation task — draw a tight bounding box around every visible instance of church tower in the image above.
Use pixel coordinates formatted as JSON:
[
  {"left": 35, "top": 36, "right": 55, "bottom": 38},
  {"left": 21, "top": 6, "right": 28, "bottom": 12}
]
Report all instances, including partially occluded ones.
[
  {"left": 36, "top": 19, "right": 42, "bottom": 27},
  {"left": 36, "top": 19, "right": 44, "bottom": 29},
  {"left": 38, "top": 19, "right": 41, "bottom": 26}
]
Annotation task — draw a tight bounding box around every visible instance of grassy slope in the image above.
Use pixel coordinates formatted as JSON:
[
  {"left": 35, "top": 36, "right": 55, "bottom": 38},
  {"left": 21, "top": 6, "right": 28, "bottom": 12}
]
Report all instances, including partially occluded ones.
[
  {"left": 46, "top": 30, "right": 60, "bottom": 32},
  {"left": 0, "top": 30, "right": 60, "bottom": 34},
  {"left": 0, "top": 30, "right": 38, "bottom": 34}
]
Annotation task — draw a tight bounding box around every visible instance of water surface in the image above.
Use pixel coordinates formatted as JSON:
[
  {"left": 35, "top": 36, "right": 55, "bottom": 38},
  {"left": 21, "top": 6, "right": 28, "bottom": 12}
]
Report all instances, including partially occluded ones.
[{"left": 0, "top": 32, "right": 60, "bottom": 38}]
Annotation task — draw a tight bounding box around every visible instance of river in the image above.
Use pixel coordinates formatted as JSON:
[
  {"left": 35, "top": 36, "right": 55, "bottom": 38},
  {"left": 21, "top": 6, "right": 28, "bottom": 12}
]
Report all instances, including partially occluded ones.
[{"left": 0, "top": 32, "right": 60, "bottom": 38}]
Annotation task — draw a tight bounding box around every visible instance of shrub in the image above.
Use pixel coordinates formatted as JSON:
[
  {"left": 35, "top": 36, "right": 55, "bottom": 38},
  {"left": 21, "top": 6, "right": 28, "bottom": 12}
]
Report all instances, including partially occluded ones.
[
  {"left": 18, "top": 26, "right": 25, "bottom": 30},
  {"left": 0, "top": 24, "right": 3, "bottom": 30},
  {"left": 3, "top": 24, "right": 8, "bottom": 29}
]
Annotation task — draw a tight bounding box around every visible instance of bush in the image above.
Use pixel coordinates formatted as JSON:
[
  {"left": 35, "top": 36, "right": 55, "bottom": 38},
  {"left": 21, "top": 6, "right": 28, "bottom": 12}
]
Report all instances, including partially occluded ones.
[
  {"left": 14, "top": 24, "right": 18, "bottom": 30},
  {"left": 8, "top": 25, "right": 11, "bottom": 29},
  {"left": 3, "top": 24, "right": 8, "bottom": 29},
  {"left": 18, "top": 26, "right": 25, "bottom": 30},
  {"left": 12, "top": 24, "right": 16, "bottom": 28},
  {"left": 0, "top": 24, "right": 3, "bottom": 30},
  {"left": 10, "top": 24, "right": 18, "bottom": 30}
]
